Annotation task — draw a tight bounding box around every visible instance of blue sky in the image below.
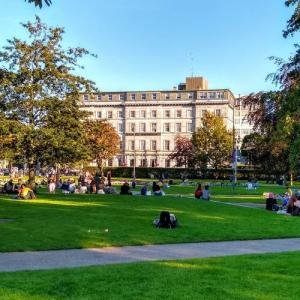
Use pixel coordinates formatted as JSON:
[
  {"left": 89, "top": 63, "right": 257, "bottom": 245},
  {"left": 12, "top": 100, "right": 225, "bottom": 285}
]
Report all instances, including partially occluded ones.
[{"left": 0, "top": 0, "right": 298, "bottom": 95}]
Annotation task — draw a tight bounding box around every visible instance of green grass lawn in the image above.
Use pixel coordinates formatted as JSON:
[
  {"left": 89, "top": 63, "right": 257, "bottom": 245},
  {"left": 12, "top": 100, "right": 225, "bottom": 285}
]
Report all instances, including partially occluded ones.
[
  {"left": 1, "top": 189, "right": 300, "bottom": 252},
  {"left": 1, "top": 251, "right": 300, "bottom": 300}
]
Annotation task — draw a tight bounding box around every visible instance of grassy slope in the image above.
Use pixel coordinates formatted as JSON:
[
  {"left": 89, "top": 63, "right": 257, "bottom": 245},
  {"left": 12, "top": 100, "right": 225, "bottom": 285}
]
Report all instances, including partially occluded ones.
[
  {"left": 1, "top": 251, "right": 300, "bottom": 300},
  {"left": 1, "top": 189, "right": 300, "bottom": 252}
]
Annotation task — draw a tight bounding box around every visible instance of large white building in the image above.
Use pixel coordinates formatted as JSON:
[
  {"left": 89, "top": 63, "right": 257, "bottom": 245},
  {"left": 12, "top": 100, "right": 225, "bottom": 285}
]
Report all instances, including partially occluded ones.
[{"left": 80, "top": 77, "right": 251, "bottom": 168}]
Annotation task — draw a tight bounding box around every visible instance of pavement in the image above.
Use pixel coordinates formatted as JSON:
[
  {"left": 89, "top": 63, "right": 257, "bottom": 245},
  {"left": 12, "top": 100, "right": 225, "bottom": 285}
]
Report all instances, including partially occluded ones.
[{"left": 1, "top": 238, "right": 300, "bottom": 272}]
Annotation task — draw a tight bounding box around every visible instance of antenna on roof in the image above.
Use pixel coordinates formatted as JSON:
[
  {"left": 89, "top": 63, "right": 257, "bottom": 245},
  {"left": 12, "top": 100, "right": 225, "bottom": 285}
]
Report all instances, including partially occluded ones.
[{"left": 188, "top": 52, "right": 194, "bottom": 77}]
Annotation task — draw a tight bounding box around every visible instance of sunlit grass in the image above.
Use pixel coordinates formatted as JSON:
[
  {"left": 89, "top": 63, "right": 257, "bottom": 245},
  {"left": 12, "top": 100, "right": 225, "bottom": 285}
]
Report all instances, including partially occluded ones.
[{"left": 1, "top": 188, "right": 300, "bottom": 252}]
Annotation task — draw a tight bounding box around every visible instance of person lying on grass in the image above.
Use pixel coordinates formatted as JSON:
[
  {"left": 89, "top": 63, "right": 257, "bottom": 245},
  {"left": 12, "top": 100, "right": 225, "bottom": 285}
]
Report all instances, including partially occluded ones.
[{"left": 15, "top": 184, "right": 36, "bottom": 200}]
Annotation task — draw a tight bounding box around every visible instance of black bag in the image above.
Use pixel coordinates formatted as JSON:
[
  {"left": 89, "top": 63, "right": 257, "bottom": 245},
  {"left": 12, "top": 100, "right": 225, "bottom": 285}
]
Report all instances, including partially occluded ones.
[
  {"left": 266, "top": 198, "right": 277, "bottom": 211},
  {"left": 292, "top": 207, "right": 300, "bottom": 216},
  {"left": 158, "top": 211, "right": 177, "bottom": 229}
]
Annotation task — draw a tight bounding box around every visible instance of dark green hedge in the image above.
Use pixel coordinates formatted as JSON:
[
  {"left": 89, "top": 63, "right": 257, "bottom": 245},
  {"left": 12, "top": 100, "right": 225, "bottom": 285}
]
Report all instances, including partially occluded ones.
[{"left": 83, "top": 166, "right": 272, "bottom": 180}]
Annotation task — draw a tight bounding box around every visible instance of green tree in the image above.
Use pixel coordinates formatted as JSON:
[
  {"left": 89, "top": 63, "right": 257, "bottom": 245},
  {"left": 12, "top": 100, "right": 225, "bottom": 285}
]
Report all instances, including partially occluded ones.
[
  {"left": 84, "top": 120, "right": 120, "bottom": 174},
  {"left": 244, "top": 1, "right": 300, "bottom": 181},
  {"left": 0, "top": 16, "right": 95, "bottom": 186},
  {"left": 192, "top": 112, "right": 233, "bottom": 172},
  {"left": 26, "top": 0, "right": 52, "bottom": 8}
]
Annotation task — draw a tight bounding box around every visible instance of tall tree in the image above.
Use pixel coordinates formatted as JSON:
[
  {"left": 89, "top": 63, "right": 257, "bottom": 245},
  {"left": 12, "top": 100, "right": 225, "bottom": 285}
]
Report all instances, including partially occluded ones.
[
  {"left": 0, "top": 16, "right": 95, "bottom": 186},
  {"left": 168, "top": 135, "right": 193, "bottom": 168},
  {"left": 25, "top": 0, "right": 52, "bottom": 8},
  {"left": 244, "top": 1, "right": 300, "bottom": 179},
  {"left": 192, "top": 113, "right": 233, "bottom": 172},
  {"left": 84, "top": 120, "right": 120, "bottom": 174}
]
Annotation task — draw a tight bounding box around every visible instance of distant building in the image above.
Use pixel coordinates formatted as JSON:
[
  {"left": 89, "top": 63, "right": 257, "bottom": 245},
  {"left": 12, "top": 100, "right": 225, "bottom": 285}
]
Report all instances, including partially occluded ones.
[{"left": 80, "top": 77, "right": 238, "bottom": 168}]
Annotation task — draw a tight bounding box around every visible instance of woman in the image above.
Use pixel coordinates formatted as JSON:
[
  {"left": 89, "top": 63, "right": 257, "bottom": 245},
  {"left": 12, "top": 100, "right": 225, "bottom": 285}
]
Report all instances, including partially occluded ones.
[
  {"left": 194, "top": 184, "right": 203, "bottom": 199},
  {"left": 48, "top": 174, "right": 56, "bottom": 193}
]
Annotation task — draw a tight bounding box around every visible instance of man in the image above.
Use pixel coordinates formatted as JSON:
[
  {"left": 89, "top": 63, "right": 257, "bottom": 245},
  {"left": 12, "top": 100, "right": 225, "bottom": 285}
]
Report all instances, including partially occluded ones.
[{"left": 17, "top": 184, "right": 36, "bottom": 200}]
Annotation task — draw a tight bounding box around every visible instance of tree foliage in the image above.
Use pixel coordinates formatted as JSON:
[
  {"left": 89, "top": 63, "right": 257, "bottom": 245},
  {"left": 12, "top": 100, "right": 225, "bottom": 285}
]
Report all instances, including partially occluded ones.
[
  {"left": 25, "top": 0, "right": 52, "bottom": 8},
  {"left": 192, "top": 113, "right": 233, "bottom": 171},
  {"left": 283, "top": 0, "right": 300, "bottom": 38},
  {"left": 168, "top": 135, "right": 193, "bottom": 168},
  {"left": 244, "top": 1, "right": 300, "bottom": 175},
  {"left": 84, "top": 120, "right": 120, "bottom": 173},
  {"left": 0, "top": 16, "right": 95, "bottom": 184}
]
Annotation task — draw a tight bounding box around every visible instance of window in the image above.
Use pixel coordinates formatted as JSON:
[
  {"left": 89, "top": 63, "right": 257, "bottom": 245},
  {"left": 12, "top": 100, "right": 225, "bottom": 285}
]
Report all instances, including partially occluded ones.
[
  {"left": 141, "top": 110, "right": 146, "bottom": 118},
  {"left": 130, "top": 111, "right": 136, "bottom": 118},
  {"left": 131, "top": 94, "right": 136, "bottom": 100},
  {"left": 217, "top": 92, "right": 224, "bottom": 99},
  {"left": 130, "top": 141, "right": 135, "bottom": 151},
  {"left": 107, "top": 111, "right": 113, "bottom": 119},
  {"left": 140, "top": 123, "right": 146, "bottom": 132},
  {"left": 242, "top": 129, "right": 250, "bottom": 135},
  {"left": 201, "top": 110, "right": 207, "bottom": 117},
  {"left": 176, "top": 93, "right": 181, "bottom": 100},
  {"left": 188, "top": 93, "right": 193, "bottom": 100},
  {"left": 118, "top": 123, "right": 124, "bottom": 133},
  {"left": 151, "top": 140, "right": 157, "bottom": 151},
  {"left": 118, "top": 111, "right": 123, "bottom": 118},
  {"left": 165, "top": 159, "right": 171, "bottom": 168},
  {"left": 152, "top": 93, "right": 157, "bottom": 100},
  {"left": 130, "top": 123, "right": 136, "bottom": 132},
  {"left": 97, "top": 111, "right": 102, "bottom": 119},
  {"left": 130, "top": 159, "right": 135, "bottom": 167},
  {"left": 152, "top": 110, "right": 157, "bottom": 118},
  {"left": 83, "top": 94, "right": 89, "bottom": 101},
  {"left": 176, "top": 110, "right": 182, "bottom": 118},
  {"left": 164, "top": 123, "right": 170, "bottom": 132},
  {"left": 209, "top": 92, "right": 216, "bottom": 99},
  {"left": 108, "top": 94, "right": 113, "bottom": 101},
  {"left": 119, "top": 141, "right": 123, "bottom": 150},
  {"left": 150, "top": 159, "right": 157, "bottom": 167},
  {"left": 151, "top": 123, "right": 157, "bottom": 132},
  {"left": 234, "top": 118, "right": 240, "bottom": 125},
  {"left": 187, "top": 110, "right": 193, "bottom": 118},
  {"left": 165, "top": 110, "right": 171, "bottom": 118},
  {"left": 141, "top": 93, "right": 146, "bottom": 100},
  {"left": 215, "top": 109, "right": 221, "bottom": 117},
  {"left": 199, "top": 92, "right": 207, "bottom": 99},
  {"left": 164, "top": 140, "right": 170, "bottom": 151},
  {"left": 119, "top": 94, "right": 125, "bottom": 100},
  {"left": 97, "top": 95, "right": 102, "bottom": 101},
  {"left": 140, "top": 140, "right": 146, "bottom": 151},
  {"left": 108, "top": 159, "right": 113, "bottom": 167},
  {"left": 187, "top": 123, "right": 193, "bottom": 132},
  {"left": 176, "top": 123, "right": 182, "bottom": 132},
  {"left": 165, "top": 93, "right": 170, "bottom": 100},
  {"left": 141, "top": 159, "right": 147, "bottom": 167}
]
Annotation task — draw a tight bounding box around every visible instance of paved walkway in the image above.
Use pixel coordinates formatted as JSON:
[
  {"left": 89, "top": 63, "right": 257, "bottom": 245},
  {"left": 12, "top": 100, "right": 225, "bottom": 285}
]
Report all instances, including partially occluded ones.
[{"left": 1, "top": 238, "right": 300, "bottom": 272}]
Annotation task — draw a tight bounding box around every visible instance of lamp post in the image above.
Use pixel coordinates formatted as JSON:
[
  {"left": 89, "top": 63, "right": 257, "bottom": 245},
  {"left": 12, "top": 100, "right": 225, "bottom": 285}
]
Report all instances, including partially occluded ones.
[
  {"left": 232, "top": 98, "right": 238, "bottom": 185},
  {"left": 133, "top": 129, "right": 136, "bottom": 179}
]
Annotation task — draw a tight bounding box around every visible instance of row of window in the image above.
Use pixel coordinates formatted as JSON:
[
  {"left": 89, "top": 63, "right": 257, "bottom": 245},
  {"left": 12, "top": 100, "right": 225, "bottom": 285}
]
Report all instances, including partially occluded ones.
[
  {"left": 127, "top": 140, "right": 172, "bottom": 151},
  {"left": 83, "top": 91, "right": 225, "bottom": 102},
  {"left": 94, "top": 109, "right": 222, "bottom": 119},
  {"left": 125, "top": 122, "right": 193, "bottom": 133}
]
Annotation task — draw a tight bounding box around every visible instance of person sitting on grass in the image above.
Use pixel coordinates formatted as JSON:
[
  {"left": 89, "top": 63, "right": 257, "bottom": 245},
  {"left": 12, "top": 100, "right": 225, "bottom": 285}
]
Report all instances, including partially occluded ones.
[
  {"left": 141, "top": 183, "right": 147, "bottom": 196},
  {"left": 120, "top": 181, "right": 132, "bottom": 195},
  {"left": 202, "top": 185, "right": 210, "bottom": 200},
  {"left": 16, "top": 184, "right": 36, "bottom": 200},
  {"left": 152, "top": 181, "right": 165, "bottom": 196},
  {"left": 4, "top": 179, "right": 15, "bottom": 194},
  {"left": 194, "top": 183, "right": 203, "bottom": 199}
]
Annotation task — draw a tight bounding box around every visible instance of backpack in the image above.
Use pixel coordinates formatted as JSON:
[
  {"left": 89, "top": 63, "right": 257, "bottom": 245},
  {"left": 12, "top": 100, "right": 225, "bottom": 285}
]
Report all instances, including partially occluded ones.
[{"left": 157, "top": 211, "right": 177, "bottom": 229}]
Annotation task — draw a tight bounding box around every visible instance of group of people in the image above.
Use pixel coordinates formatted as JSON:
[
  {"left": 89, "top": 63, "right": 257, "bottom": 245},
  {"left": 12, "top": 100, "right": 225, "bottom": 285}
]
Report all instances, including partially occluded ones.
[
  {"left": 47, "top": 172, "right": 117, "bottom": 195},
  {"left": 2, "top": 178, "right": 36, "bottom": 200},
  {"left": 194, "top": 184, "right": 211, "bottom": 200},
  {"left": 120, "top": 180, "right": 167, "bottom": 196},
  {"left": 265, "top": 191, "right": 300, "bottom": 216}
]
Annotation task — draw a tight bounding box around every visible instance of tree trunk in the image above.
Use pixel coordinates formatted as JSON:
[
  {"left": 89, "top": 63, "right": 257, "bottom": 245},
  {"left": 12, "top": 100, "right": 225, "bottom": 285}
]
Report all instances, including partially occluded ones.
[
  {"left": 28, "top": 162, "right": 36, "bottom": 191},
  {"left": 97, "top": 159, "right": 103, "bottom": 176},
  {"left": 55, "top": 164, "right": 61, "bottom": 185}
]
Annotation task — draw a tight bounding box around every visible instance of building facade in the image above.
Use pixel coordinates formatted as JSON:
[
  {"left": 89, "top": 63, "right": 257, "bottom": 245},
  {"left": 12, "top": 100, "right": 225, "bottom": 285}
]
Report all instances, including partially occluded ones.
[{"left": 80, "top": 77, "right": 237, "bottom": 168}]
